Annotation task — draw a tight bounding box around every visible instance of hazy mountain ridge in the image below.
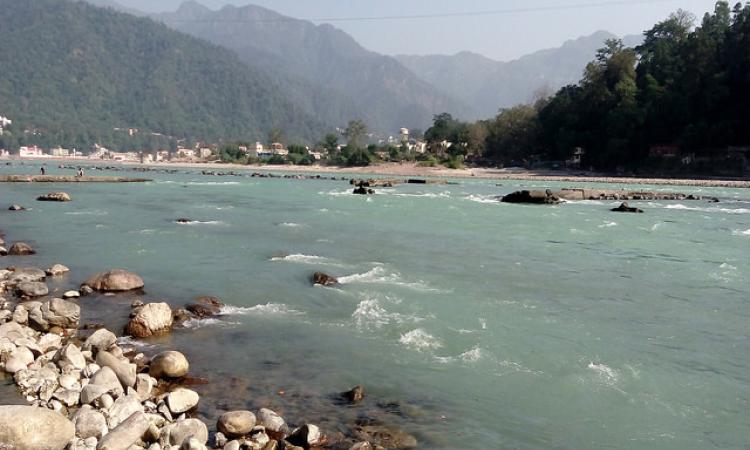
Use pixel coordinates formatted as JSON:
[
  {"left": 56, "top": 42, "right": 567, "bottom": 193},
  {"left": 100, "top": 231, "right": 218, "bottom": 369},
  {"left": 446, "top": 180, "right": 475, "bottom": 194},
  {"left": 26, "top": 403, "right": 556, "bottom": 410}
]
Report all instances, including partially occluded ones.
[
  {"left": 153, "top": 1, "right": 471, "bottom": 132},
  {"left": 396, "top": 31, "right": 643, "bottom": 119},
  {"left": 0, "top": 0, "right": 328, "bottom": 149}
]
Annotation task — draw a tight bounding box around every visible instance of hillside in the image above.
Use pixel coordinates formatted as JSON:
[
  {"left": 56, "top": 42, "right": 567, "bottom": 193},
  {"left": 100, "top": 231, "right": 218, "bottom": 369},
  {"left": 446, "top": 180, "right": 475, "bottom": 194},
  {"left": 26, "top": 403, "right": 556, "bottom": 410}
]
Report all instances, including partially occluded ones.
[
  {"left": 397, "top": 31, "right": 643, "bottom": 119},
  {"left": 0, "top": 0, "right": 327, "bottom": 150},
  {"left": 154, "top": 1, "right": 469, "bottom": 132}
]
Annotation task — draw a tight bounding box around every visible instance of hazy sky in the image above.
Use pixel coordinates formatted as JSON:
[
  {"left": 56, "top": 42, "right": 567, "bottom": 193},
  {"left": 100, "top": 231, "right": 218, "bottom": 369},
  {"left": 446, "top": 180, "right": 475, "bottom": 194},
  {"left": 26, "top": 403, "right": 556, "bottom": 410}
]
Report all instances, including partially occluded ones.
[{"left": 118, "top": 0, "right": 719, "bottom": 60}]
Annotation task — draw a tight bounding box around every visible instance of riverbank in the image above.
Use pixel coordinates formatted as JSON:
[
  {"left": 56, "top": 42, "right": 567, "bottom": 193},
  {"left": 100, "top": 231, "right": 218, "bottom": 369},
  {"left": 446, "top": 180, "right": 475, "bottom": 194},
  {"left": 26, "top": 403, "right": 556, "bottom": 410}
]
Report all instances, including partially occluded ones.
[
  {"left": 0, "top": 175, "right": 151, "bottom": 183},
  {"left": 4, "top": 157, "right": 749, "bottom": 188}
]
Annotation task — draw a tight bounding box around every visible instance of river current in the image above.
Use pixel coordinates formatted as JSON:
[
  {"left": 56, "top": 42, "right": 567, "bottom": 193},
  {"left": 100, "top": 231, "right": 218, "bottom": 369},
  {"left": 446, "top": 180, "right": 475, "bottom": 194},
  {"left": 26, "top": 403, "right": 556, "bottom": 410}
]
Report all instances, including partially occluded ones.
[{"left": 1, "top": 162, "right": 749, "bottom": 449}]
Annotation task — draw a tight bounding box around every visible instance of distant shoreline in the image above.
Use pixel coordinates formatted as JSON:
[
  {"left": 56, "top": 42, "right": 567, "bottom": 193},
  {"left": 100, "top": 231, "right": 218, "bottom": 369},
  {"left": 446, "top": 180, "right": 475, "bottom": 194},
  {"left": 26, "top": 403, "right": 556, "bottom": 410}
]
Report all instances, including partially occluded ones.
[{"left": 3, "top": 156, "right": 749, "bottom": 188}]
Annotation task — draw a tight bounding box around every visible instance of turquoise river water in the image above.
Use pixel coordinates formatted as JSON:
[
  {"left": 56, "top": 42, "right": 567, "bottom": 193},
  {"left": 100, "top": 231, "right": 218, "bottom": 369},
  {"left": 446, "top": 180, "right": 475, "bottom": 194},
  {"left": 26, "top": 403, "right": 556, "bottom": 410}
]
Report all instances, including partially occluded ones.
[{"left": 1, "top": 162, "right": 749, "bottom": 449}]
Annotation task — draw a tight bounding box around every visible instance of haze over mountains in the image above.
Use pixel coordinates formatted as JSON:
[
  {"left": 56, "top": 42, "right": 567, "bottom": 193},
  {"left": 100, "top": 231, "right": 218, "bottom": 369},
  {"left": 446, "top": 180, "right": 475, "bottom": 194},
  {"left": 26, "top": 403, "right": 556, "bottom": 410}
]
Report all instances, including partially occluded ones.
[{"left": 0, "top": 0, "right": 642, "bottom": 150}]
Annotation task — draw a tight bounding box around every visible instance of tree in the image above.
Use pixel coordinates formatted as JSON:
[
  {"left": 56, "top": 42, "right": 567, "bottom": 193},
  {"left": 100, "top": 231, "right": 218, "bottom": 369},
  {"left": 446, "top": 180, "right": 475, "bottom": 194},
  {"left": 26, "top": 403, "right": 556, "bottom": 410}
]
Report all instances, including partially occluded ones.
[
  {"left": 267, "top": 128, "right": 286, "bottom": 146},
  {"left": 344, "top": 120, "right": 367, "bottom": 149}
]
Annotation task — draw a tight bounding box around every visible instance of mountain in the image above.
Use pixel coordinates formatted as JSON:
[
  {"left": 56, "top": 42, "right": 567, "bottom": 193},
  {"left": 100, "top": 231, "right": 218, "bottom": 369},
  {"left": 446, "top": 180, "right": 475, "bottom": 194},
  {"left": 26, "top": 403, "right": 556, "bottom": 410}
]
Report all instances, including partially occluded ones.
[
  {"left": 0, "top": 0, "right": 328, "bottom": 150},
  {"left": 153, "top": 1, "right": 469, "bottom": 132},
  {"left": 78, "top": 0, "right": 143, "bottom": 16},
  {"left": 396, "top": 31, "right": 643, "bottom": 119}
]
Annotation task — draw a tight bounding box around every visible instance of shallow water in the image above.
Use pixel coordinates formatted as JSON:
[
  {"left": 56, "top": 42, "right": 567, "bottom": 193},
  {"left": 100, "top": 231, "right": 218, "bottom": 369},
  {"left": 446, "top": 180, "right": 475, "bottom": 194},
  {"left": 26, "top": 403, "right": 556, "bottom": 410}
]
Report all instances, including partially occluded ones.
[{"left": 1, "top": 162, "right": 749, "bottom": 449}]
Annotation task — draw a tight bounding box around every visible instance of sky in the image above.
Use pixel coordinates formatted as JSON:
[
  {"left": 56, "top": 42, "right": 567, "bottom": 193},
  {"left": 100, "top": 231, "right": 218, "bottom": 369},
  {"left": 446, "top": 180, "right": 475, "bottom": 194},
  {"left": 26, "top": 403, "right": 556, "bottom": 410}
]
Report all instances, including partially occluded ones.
[{"left": 117, "top": 0, "right": 719, "bottom": 60}]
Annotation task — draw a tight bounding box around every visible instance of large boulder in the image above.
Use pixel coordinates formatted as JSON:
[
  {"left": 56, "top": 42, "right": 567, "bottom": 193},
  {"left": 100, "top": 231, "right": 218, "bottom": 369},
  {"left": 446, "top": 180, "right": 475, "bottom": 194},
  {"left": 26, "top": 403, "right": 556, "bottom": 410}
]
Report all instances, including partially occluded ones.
[
  {"left": 149, "top": 351, "right": 189, "bottom": 379},
  {"left": 124, "top": 302, "right": 173, "bottom": 338},
  {"left": 42, "top": 297, "right": 80, "bottom": 329},
  {"left": 97, "top": 411, "right": 150, "bottom": 450},
  {"left": 217, "top": 410, "right": 256, "bottom": 438},
  {"left": 257, "top": 408, "right": 287, "bottom": 437},
  {"left": 72, "top": 405, "right": 108, "bottom": 440},
  {"left": 83, "top": 328, "right": 117, "bottom": 353},
  {"left": 15, "top": 281, "right": 49, "bottom": 298},
  {"left": 88, "top": 366, "right": 124, "bottom": 396},
  {"left": 96, "top": 351, "right": 137, "bottom": 388},
  {"left": 0, "top": 405, "right": 75, "bottom": 450},
  {"left": 6, "top": 267, "right": 46, "bottom": 284},
  {"left": 8, "top": 242, "right": 36, "bottom": 256},
  {"left": 37, "top": 192, "right": 72, "bottom": 202},
  {"left": 84, "top": 269, "right": 144, "bottom": 292},
  {"left": 166, "top": 388, "right": 200, "bottom": 414},
  {"left": 312, "top": 272, "right": 338, "bottom": 286},
  {"left": 611, "top": 202, "right": 644, "bottom": 213},
  {"left": 501, "top": 190, "right": 561, "bottom": 205},
  {"left": 162, "top": 419, "right": 208, "bottom": 446}
]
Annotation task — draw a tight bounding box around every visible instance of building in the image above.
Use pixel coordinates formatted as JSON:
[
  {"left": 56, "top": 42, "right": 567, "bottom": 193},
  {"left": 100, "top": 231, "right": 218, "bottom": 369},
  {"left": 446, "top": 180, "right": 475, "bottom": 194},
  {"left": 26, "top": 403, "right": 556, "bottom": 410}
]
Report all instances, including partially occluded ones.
[
  {"left": 198, "top": 147, "right": 213, "bottom": 159},
  {"left": 400, "top": 128, "right": 410, "bottom": 143},
  {"left": 19, "top": 146, "right": 44, "bottom": 157},
  {"left": 271, "top": 143, "right": 288, "bottom": 156},
  {"left": 176, "top": 148, "right": 196, "bottom": 159},
  {"left": 50, "top": 147, "right": 70, "bottom": 157},
  {"left": 0, "top": 116, "right": 11, "bottom": 135}
]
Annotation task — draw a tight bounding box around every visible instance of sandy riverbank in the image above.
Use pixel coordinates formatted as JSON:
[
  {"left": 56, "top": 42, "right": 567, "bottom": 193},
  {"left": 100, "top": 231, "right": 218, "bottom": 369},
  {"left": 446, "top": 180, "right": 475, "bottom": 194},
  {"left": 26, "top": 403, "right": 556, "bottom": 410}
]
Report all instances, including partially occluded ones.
[{"left": 5, "top": 157, "right": 750, "bottom": 188}]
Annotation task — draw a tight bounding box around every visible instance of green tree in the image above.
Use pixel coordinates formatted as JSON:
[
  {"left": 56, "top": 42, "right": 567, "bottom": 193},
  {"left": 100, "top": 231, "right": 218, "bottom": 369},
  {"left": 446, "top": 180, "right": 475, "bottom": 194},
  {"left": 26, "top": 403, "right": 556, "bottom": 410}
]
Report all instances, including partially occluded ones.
[{"left": 344, "top": 120, "right": 368, "bottom": 149}]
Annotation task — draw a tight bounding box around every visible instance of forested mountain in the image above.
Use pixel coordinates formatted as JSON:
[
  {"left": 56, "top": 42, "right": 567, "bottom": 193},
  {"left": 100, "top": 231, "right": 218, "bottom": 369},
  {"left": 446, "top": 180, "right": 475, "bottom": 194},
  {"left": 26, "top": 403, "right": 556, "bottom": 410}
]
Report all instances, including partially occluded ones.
[
  {"left": 396, "top": 32, "right": 642, "bottom": 119},
  {"left": 0, "top": 0, "right": 328, "bottom": 151},
  {"left": 153, "top": 1, "right": 470, "bottom": 132}
]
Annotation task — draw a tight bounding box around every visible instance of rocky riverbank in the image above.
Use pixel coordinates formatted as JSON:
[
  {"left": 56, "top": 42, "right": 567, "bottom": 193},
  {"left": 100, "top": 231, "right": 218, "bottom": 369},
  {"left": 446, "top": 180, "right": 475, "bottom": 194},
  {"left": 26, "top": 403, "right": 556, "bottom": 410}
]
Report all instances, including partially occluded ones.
[
  {"left": 0, "top": 228, "right": 418, "bottom": 449},
  {"left": 0, "top": 175, "right": 151, "bottom": 183}
]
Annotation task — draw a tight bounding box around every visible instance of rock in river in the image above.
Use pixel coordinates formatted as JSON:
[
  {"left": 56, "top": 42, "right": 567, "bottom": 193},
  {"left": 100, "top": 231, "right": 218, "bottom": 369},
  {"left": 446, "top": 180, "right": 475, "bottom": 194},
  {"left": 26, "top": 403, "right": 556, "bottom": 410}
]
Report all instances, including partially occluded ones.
[
  {"left": 149, "top": 351, "right": 189, "bottom": 379},
  {"left": 124, "top": 302, "right": 173, "bottom": 338},
  {"left": 217, "top": 410, "right": 257, "bottom": 437},
  {"left": 501, "top": 190, "right": 561, "bottom": 205},
  {"left": 46, "top": 263, "right": 70, "bottom": 276},
  {"left": 312, "top": 272, "right": 338, "bottom": 286},
  {"left": 84, "top": 269, "right": 144, "bottom": 292},
  {"left": 37, "top": 192, "right": 72, "bottom": 202},
  {"left": 0, "top": 405, "right": 75, "bottom": 450},
  {"left": 611, "top": 202, "right": 644, "bottom": 213},
  {"left": 8, "top": 242, "right": 36, "bottom": 256},
  {"left": 15, "top": 281, "right": 49, "bottom": 298}
]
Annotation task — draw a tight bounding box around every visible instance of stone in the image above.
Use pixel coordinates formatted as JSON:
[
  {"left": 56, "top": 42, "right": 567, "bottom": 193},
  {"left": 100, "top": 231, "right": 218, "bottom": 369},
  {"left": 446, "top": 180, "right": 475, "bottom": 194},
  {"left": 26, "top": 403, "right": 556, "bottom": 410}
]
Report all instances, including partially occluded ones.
[
  {"left": 149, "top": 351, "right": 189, "bottom": 379},
  {"left": 84, "top": 269, "right": 144, "bottom": 292},
  {"left": 97, "top": 411, "right": 150, "bottom": 450},
  {"left": 96, "top": 350, "right": 137, "bottom": 388},
  {"left": 53, "top": 388, "right": 81, "bottom": 407},
  {"left": 287, "top": 425, "right": 323, "bottom": 448},
  {"left": 217, "top": 410, "right": 256, "bottom": 437},
  {"left": 246, "top": 426, "right": 270, "bottom": 449},
  {"left": 64, "top": 290, "right": 81, "bottom": 299},
  {"left": 124, "top": 303, "right": 173, "bottom": 338},
  {"left": 611, "top": 202, "right": 644, "bottom": 213},
  {"left": 0, "top": 405, "right": 75, "bottom": 450},
  {"left": 0, "top": 321, "right": 35, "bottom": 341},
  {"left": 38, "top": 332, "right": 63, "bottom": 352},
  {"left": 74, "top": 406, "right": 109, "bottom": 440},
  {"left": 6, "top": 267, "right": 46, "bottom": 284},
  {"left": 501, "top": 190, "right": 561, "bottom": 205},
  {"left": 15, "top": 281, "right": 49, "bottom": 298},
  {"left": 98, "top": 394, "right": 114, "bottom": 410},
  {"left": 84, "top": 328, "right": 118, "bottom": 353},
  {"left": 8, "top": 204, "right": 25, "bottom": 211},
  {"left": 47, "top": 264, "right": 70, "bottom": 276},
  {"left": 343, "top": 385, "right": 365, "bottom": 404},
  {"left": 12, "top": 305, "right": 28, "bottom": 325},
  {"left": 213, "top": 432, "right": 227, "bottom": 448},
  {"left": 349, "top": 443, "right": 373, "bottom": 450},
  {"left": 135, "top": 373, "right": 155, "bottom": 401},
  {"left": 80, "top": 285, "right": 95, "bottom": 296},
  {"left": 257, "top": 408, "right": 286, "bottom": 436},
  {"left": 224, "top": 441, "right": 240, "bottom": 450},
  {"left": 185, "top": 304, "right": 216, "bottom": 319},
  {"left": 8, "top": 242, "right": 36, "bottom": 256},
  {"left": 0, "top": 246, "right": 6, "bottom": 256},
  {"left": 4, "top": 345, "right": 34, "bottom": 373},
  {"left": 167, "top": 388, "right": 200, "bottom": 414},
  {"left": 37, "top": 192, "right": 72, "bottom": 202},
  {"left": 163, "top": 419, "right": 208, "bottom": 446},
  {"left": 89, "top": 366, "right": 125, "bottom": 395},
  {"left": 80, "top": 384, "right": 110, "bottom": 405},
  {"left": 352, "top": 426, "right": 418, "bottom": 449},
  {"left": 181, "top": 438, "right": 207, "bottom": 450},
  {"left": 42, "top": 297, "right": 81, "bottom": 329},
  {"left": 107, "top": 394, "right": 144, "bottom": 428},
  {"left": 56, "top": 343, "right": 87, "bottom": 370},
  {"left": 312, "top": 272, "right": 338, "bottom": 286}
]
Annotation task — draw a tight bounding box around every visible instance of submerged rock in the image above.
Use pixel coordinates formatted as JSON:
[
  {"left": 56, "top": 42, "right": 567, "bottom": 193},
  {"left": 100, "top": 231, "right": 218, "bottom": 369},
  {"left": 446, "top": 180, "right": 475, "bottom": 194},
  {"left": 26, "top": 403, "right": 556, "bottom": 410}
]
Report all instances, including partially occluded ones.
[
  {"left": 343, "top": 385, "right": 365, "bottom": 404},
  {"left": 46, "top": 264, "right": 70, "bottom": 276},
  {"left": 0, "top": 405, "right": 75, "bottom": 450},
  {"left": 501, "top": 190, "right": 561, "bottom": 205},
  {"left": 8, "top": 204, "right": 26, "bottom": 211},
  {"left": 84, "top": 269, "right": 144, "bottom": 292},
  {"left": 312, "top": 272, "right": 338, "bottom": 287},
  {"left": 37, "top": 192, "right": 72, "bottom": 202},
  {"left": 8, "top": 242, "right": 36, "bottom": 256},
  {"left": 611, "top": 202, "right": 644, "bottom": 213}
]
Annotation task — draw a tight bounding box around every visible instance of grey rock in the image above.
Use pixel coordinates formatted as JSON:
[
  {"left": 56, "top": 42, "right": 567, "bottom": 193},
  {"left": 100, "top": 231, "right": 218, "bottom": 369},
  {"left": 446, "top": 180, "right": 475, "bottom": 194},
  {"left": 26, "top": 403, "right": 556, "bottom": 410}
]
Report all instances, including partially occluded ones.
[
  {"left": 149, "top": 351, "right": 189, "bottom": 379},
  {"left": 166, "top": 388, "right": 199, "bottom": 414},
  {"left": 84, "top": 269, "right": 144, "bottom": 292},
  {"left": 124, "top": 302, "right": 173, "bottom": 338},
  {"left": 73, "top": 406, "right": 108, "bottom": 439},
  {"left": 46, "top": 264, "right": 70, "bottom": 276},
  {"left": 97, "top": 411, "right": 150, "bottom": 450},
  {"left": 56, "top": 343, "right": 87, "bottom": 370},
  {"left": 81, "top": 384, "right": 110, "bottom": 405},
  {"left": 0, "top": 405, "right": 75, "bottom": 450},
  {"left": 107, "top": 394, "right": 144, "bottom": 428},
  {"left": 96, "top": 350, "right": 137, "bottom": 388},
  {"left": 257, "top": 408, "right": 286, "bottom": 435},
  {"left": 15, "top": 281, "right": 49, "bottom": 298},
  {"left": 84, "top": 328, "right": 118, "bottom": 353},
  {"left": 163, "top": 419, "right": 208, "bottom": 446},
  {"left": 89, "top": 366, "right": 124, "bottom": 395},
  {"left": 7, "top": 267, "right": 46, "bottom": 284},
  {"left": 8, "top": 242, "right": 36, "bottom": 256},
  {"left": 217, "top": 410, "right": 257, "bottom": 437}
]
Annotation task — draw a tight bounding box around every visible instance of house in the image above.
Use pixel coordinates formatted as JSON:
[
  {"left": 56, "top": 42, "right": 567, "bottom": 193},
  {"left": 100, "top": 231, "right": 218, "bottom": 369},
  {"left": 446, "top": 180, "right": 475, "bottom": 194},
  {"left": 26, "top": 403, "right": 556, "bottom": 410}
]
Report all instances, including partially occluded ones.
[
  {"left": 0, "top": 116, "right": 10, "bottom": 135},
  {"left": 50, "top": 147, "right": 70, "bottom": 157},
  {"left": 155, "top": 150, "right": 170, "bottom": 162},
  {"left": 309, "top": 151, "right": 324, "bottom": 161},
  {"left": 198, "top": 148, "right": 213, "bottom": 159},
  {"left": 565, "top": 147, "right": 585, "bottom": 168},
  {"left": 271, "top": 143, "right": 288, "bottom": 156},
  {"left": 400, "top": 128, "right": 410, "bottom": 143},
  {"left": 19, "top": 146, "right": 45, "bottom": 157},
  {"left": 176, "top": 148, "right": 196, "bottom": 159}
]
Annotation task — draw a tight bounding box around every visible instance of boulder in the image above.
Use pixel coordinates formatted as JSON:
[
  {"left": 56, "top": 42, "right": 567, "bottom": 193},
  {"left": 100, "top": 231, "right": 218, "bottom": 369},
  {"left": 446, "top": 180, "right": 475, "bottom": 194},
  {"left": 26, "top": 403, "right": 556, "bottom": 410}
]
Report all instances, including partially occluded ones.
[
  {"left": 47, "top": 264, "right": 70, "bottom": 276},
  {"left": 149, "top": 351, "right": 189, "bottom": 378},
  {"left": 166, "top": 388, "right": 200, "bottom": 414},
  {"left": 42, "top": 297, "right": 81, "bottom": 329},
  {"left": 611, "top": 202, "right": 644, "bottom": 213},
  {"left": 56, "top": 343, "right": 87, "bottom": 370},
  {"left": 73, "top": 405, "right": 108, "bottom": 439},
  {"left": 97, "top": 411, "right": 150, "bottom": 450},
  {"left": 343, "top": 385, "right": 365, "bottom": 404},
  {"left": 8, "top": 204, "right": 25, "bottom": 211},
  {"left": 0, "top": 405, "right": 75, "bottom": 450},
  {"left": 15, "top": 281, "right": 49, "bottom": 298},
  {"left": 217, "top": 410, "right": 257, "bottom": 437},
  {"left": 0, "top": 246, "right": 6, "bottom": 256},
  {"left": 84, "top": 269, "right": 144, "bottom": 292},
  {"left": 80, "top": 384, "right": 110, "bottom": 405},
  {"left": 312, "top": 272, "right": 338, "bottom": 286},
  {"left": 163, "top": 419, "right": 209, "bottom": 446},
  {"left": 107, "top": 394, "right": 144, "bottom": 428},
  {"left": 257, "top": 408, "right": 286, "bottom": 437},
  {"left": 0, "top": 321, "right": 35, "bottom": 341},
  {"left": 501, "top": 190, "right": 561, "bottom": 205},
  {"left": 124, "top": 302, "right": 173, "bottom": 338},
  {"left": 37, "top": 192, "right": 72, "bottom": 202},
  {"left": 4, "top": 345, "right": 34, "bottom": 373},
  {"left": 181, "top": 437, "right": 207, "bottom": 450},
  {"left": 8, "top": 242, "right": 36, "bottom": 256},
  {"left": 96, "top": 351, "right": 137, "bottom": 388},
  {"left": 88, "top": 366, "right": 124, "bottom": 395},
  {"left": 84, "top": 328, "right": 118, "bottom": 353},
  {"left": 7, "top": 267, "right": 46, "bottom": 284},
  {"left": 287, "top": 424, "right": 324, "bottom": 449}
]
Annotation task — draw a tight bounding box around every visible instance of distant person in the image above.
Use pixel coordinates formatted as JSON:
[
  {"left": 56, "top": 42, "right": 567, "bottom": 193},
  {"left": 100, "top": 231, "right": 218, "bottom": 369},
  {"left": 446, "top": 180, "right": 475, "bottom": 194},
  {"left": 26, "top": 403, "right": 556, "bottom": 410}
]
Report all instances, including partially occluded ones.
[
  {"left": 77, "top": 167, "right": 83, "bottom": 177},
  {"left": 40, "top": 167, "right": 45, "bottom": 175}
]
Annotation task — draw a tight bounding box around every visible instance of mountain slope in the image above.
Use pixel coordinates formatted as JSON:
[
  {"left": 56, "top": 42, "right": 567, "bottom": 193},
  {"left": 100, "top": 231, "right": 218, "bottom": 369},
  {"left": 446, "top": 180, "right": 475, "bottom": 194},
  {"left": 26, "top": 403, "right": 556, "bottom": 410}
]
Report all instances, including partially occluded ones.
[
  {"left": 397, "top": 31, "right": 643, "bottom": 119},
  {"left": 154, "top": 1, "right": 469, "bottom": 132},
  {"left": 0, "top": 0, "right": 327, "bottom": 149}
]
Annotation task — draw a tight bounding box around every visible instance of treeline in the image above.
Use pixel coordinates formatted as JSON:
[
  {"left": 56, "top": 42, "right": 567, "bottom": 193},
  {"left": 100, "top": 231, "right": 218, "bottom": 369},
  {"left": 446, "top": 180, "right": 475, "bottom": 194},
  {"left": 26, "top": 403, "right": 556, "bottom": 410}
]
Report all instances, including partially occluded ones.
[{"left": 424, "top": 2, "right": 750, "bottom": 172}]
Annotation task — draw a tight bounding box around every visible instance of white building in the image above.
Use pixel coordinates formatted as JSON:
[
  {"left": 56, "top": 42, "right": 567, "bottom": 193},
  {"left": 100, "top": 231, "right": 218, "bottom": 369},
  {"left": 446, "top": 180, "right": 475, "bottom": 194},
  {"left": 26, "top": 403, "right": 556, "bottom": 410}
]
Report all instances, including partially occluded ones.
[
  {"left": 198, "top": 148, "right": 213, "bottom": 159},
  {"left": 0, "top": 116, "right": 11, "bottom": 136},
  {"left": 19, "top": 146, "right": 44, "bottom": 157},
  {"left": 50, "top": 147, "right": 70, "bottom": 157},
  {"left": 176, "top": 148, "right": 196, "bottom": 159},
  {"left": 400, "top": 127, "right": 410, "bottom": 142}
]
